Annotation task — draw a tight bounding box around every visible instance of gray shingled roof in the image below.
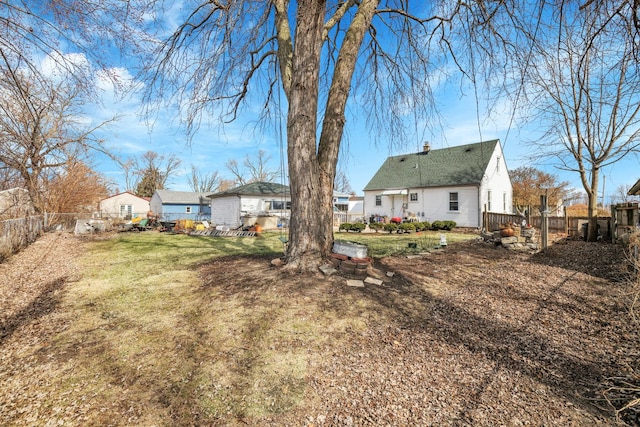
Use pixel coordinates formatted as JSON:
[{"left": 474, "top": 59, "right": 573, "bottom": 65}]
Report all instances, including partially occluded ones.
[
  {"left": 154, "top": 190, "right": 211, "bottom": 204},
  {"left": 207, "top": 181, "right": 290, "bottom": 199},
  {"left": 629, "top": 178, "right": 640, "bottom": 196},
  {"left": 363, "top": 140, "right": 499, "bottom": 191}
]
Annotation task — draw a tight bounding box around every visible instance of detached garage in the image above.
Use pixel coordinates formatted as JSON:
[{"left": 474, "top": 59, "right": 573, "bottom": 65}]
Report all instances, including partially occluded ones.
[{"left": 207, "top": 182, "right": 291, "bottom": 229}]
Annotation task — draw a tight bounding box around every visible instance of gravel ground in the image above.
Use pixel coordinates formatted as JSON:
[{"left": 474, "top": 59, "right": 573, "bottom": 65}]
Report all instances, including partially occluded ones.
[{"left": 1, "top": 232, "right": 639, "bottom": 426}]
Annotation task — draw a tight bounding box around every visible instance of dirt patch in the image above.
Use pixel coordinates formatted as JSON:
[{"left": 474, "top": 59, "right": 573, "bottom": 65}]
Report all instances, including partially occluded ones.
[{"left": 0, "top": 233, "right": 638, "bottom": 426}]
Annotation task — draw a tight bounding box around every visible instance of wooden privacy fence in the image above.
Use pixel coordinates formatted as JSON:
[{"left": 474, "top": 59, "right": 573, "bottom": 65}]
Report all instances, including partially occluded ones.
[
  {"left": 482, "top": 211, "right": 611, "bottom": 238},
  {"left": 0, "top": 216, "right": 43, "bottom": 260}
]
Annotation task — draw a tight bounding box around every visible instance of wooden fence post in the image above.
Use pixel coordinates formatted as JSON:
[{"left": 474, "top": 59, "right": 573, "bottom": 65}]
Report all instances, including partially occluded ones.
[{"left": 541, "top": 195, "right": 548, "bottom": 250}]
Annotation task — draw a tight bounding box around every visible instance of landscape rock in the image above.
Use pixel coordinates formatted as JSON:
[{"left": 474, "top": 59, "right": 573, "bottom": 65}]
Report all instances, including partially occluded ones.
[
  {"left": 319, "top": 264, "right": 338, "bottom": 276},
  {"left": 346, "top": 279, "right": 364, "bottom": 287}
]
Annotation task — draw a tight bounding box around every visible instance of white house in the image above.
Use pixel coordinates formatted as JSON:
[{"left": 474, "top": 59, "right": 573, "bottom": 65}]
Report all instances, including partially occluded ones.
[
  {"left": 98, "top": 191, "right": 150, "bottom": 220},
  {"left": 363, "top": 140, "right": 513, "bottom": 228},
  {"left": 207, "top": 181, "right": 291, "bottom": 229}
]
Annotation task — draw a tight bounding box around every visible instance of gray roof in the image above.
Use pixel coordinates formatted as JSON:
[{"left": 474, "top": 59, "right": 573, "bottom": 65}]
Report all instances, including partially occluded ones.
[
  {"left": 154, "top": 190, "right": 211, "bottom": 204},
  {"left": 207, "top": 181, "right": 290, "bottom": 199},
  {"left": 363, "top": 140, "right": 500, "bottom": 191},
  {"left": 628, "top": 178, "right": 640, "bottom": 196}
]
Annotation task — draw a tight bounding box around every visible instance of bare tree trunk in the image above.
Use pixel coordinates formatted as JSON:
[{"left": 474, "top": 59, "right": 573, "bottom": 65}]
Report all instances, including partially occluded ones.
[
  {"left": 284, "top": 0, "right": 326, "bottom": 270},
  {"left": 587, "top": 167, "right": 600, "bottom": 242},
  {"left": 285, "top": 0, "right": 379, "bottom": 270}
]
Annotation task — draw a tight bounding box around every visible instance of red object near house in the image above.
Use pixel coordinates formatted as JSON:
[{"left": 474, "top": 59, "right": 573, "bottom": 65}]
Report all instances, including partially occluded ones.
[{"left": 391, "top": 217, "right": 402, "bottom": 224}]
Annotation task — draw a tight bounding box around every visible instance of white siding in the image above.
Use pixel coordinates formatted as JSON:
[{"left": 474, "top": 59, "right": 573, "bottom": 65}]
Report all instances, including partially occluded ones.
[
  {"left": 240, "top": 195, "right": 265, "bottom": 213},
  {"left": 210, "top": 196, "right": 241, "bottom": 228},
  {"left": 365, "top": 186, "right": 482, "bottom": 227},
  {"left": 100, "top": 193, "right": 150, "bottom": 219},
  {"left": 479, "top": 143, "right": 513, "bottom": 214}
]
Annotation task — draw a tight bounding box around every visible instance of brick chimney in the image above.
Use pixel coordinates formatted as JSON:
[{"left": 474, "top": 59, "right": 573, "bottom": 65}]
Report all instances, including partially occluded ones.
[{"left": 422, "top": 142, "right": 431, "bottom": 153}]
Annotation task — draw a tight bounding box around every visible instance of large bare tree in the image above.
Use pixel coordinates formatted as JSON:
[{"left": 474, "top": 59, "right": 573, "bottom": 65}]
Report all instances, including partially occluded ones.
[
  {"left": 0, "top": 67, "right": 112, "bottom": 213},
  {"left": 139, "top": 1, "right": 514, "bottom": 270},
  {"left": 518, "top": 2, "right": 640, "bottom": 241},
  {"left": 0, "top": 0, "right": 517, "bottom": 269}
]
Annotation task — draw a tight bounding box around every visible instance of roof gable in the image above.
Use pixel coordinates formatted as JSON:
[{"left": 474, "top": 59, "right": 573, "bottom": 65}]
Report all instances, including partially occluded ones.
[
  {"left": 154, "top": 190, "right": 211, "bottom": 204},
  {"left": 364, "top": 140, "right": 500, "bottom": 191},
  {"left": 101, "top": 191, "right": 150, "bottom": 203}
]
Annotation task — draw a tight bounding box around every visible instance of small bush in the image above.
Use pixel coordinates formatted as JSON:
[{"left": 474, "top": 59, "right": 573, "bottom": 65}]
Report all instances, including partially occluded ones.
[
  {"left": 431, "top": 220, "right": 456, "bottom": 231},
  {"left": 350, "top": 222, "right": 366, "bottom": 232},
  {"left": 383, "top": 223, "right": 398, "bottom": 233},
  {"left": 339, "top": 222, "right": 366, "bottom": 232},
  {"left": 398, "top": 223, "right": 416, "bottom": 233},
  {"left": 368, "top": 222, "right": 384, "bottom": 232},
  {"left": 415, "top": 221, "right": 430, "bottom": 231}
]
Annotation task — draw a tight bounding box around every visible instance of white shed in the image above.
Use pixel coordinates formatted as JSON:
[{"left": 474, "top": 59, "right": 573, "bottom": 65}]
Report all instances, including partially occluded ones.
[{"left": 207, "top": 182, "right": 291, "bottom": 229}]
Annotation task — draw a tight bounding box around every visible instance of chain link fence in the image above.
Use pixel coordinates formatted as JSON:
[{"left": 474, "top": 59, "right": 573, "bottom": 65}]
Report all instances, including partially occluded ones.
[{"left": 0, "top": 212, "right": 97, "bottom": 261}]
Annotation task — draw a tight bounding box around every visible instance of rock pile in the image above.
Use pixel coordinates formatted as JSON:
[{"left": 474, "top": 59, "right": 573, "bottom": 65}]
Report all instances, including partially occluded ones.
[{"left": 481, "top": 226, "right": 539, "bottom": 251}]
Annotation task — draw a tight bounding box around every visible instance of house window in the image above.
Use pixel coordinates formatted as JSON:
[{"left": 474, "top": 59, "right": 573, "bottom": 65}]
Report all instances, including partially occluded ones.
[
  {"left": 375, "top": 195, "right": 382, "bottom": 206},
  {"left": 449, "top": 192, "right": 459, "bottom": 211},
  {"left": 271, "top": 200, "right": 291, "bottom": 210},
  {"left": 186, "top": 206, "right": 192, "bottom": 214},
  {"left": 503, "top": 192, "right": 507, "bottom": 212},
  {"left": 410, "top": 192, "right": 418, "bottom": 202},
  {"left": 119, "top": 204, "right": 132, "bottom": 219},
  {"left": 487, "top": 190, "right": 492, "bottom": 211}
]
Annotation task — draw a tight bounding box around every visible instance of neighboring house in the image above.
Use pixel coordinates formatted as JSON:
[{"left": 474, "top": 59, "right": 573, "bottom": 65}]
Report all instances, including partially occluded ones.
[
  {"left": 0, "top": 188, "right": 34, "bottom": 219},
  {"left": 333, "top": 191, "right": 350, "bottom": 212},
  {"left": 207, "top": 181, "right": 291, "bottom": 229},
  {"left": 348, "top": 195, "right": 364, "bottom": 221},
  {"left": 98, "top": 191, "right": 150, "bottom": 220},
  {"left": 150, "top": 190, "right": 212, "bottom": 221},
  {"left": 363, "top": 140, "right": 513, "bottom": 228}
]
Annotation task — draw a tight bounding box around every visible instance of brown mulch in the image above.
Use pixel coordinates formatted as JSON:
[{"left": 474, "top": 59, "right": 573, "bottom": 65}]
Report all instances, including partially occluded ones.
[
  {"left": 261, "top": 239, "right": 640, "bottom": 426},
  {"left": 1, "top": 232, "right": 639, "bottom": 426}
]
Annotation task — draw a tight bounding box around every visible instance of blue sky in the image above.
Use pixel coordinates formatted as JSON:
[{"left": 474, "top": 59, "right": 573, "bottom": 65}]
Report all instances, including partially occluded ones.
[
  {"left": 88, "top": 67, "right": 640, "bottom": 204},
  {"left": 68, "top": 3, "right": 639, "bottom": 204}
]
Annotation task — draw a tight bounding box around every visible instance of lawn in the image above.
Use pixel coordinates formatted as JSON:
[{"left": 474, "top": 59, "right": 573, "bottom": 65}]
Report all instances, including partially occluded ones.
[{"left": 1, "top": 230, "right": 637, "bottom": 426}]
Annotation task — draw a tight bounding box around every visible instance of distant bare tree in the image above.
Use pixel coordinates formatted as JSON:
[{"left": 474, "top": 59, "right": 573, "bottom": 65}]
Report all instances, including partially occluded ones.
[
  {"left": 225, "top": 150, "right": 279, "bottom": 186},
  {"left": 132, "top": 151, "right": 181, "bottom": 197},
  {"left": 334, "top": 170, "right": 352, "bottom": 194},
  {"left": 611, "top": 184, "right": 640, "bottom": 204},
  {"left": 188, "top": 165, "right": 221, "bottom": 193}
]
